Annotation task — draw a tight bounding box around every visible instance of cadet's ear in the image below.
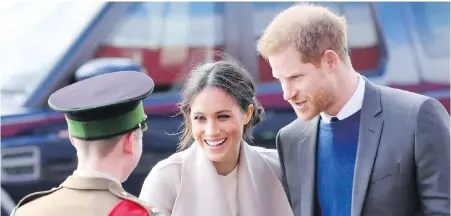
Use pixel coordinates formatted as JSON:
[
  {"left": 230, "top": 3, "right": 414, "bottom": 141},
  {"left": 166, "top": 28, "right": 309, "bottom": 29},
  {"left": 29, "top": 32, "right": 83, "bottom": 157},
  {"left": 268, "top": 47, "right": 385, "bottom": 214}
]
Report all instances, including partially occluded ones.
[
  {"left": 123, "top": 131, "right": 135, "bottom": 154},
  {"left": 68, "top": 134, "right": 75, "bottom": 147}
]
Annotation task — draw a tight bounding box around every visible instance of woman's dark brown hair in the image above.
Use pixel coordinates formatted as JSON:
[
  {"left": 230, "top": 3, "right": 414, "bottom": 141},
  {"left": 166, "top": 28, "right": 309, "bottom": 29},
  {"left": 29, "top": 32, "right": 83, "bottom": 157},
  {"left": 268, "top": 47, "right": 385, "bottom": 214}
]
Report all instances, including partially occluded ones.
[{"left": 177, "top": 55, "right": 265, "bottom": 151}]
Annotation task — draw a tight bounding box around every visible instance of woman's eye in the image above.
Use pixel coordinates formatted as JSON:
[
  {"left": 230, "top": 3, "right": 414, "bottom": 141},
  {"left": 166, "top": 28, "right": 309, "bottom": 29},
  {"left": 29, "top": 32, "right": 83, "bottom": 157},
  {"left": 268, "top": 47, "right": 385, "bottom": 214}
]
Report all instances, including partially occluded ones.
[
  {"left": 218, "top": 115, "right": 230, "bottom": 119},
  {"left": 194, "top": 116, "right": 205, "bottom": 120}
]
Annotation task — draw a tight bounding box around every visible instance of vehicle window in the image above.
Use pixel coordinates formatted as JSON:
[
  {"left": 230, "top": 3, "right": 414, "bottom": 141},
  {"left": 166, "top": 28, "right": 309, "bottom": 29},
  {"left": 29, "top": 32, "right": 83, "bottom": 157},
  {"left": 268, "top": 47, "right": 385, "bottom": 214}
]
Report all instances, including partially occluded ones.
[
  {"left": 252, "top": 2, "right": 298, "bottom": 83},
  {"left": 409, "top": 2, "right": 450, "bottom": 58},
  {"left": 252, "top": 2, "right": 387, "bottom": 83},
  {"left": 0, "top": 2, "right": 106, "bottom": 108},
  {"left": 342, "top": 2, "right": 387, "bottom": 77},
  {"left": 95, "top": 2, "right": 225, "bottom": 93}
]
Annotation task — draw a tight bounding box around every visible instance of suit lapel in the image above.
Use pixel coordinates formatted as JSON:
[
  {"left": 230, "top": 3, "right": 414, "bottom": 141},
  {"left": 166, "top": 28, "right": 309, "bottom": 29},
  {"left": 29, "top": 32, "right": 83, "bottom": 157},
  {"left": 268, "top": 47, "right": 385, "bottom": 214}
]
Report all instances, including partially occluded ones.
[
  {"left": 351, "top": 79, "right": 384, "bottom": 216},
  {"left": 298, "top": 117, "right": 320, "bottom": 216},
  {"left": 172, "top": 143, "right": 231, "bottom": 216}
]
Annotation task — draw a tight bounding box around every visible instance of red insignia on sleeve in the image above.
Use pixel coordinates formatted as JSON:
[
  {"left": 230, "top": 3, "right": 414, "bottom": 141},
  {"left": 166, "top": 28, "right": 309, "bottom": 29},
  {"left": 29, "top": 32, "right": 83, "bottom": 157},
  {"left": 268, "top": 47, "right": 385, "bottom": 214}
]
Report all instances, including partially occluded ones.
[{"left": 108, "top": 200, "right": 149, "bottom": 216}]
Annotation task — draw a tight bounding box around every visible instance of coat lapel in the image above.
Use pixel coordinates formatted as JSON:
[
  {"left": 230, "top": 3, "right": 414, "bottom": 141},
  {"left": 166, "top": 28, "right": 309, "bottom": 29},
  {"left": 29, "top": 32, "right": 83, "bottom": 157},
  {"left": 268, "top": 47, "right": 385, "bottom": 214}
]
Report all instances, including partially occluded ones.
[
  {"left": 172, "top": 144, "right": 231, "bottom": 216},
  {"left": 238, "top": 142, "right": 294, "bottom": 216},
  {"left": 298, "top": 117, "right": 320, "bottom": 216},
  {"left": 172, "top": 142, "right": 293, "bottom": 216},
  {"left": 351, "top": 78, "right": 384, "bottom": 216}
]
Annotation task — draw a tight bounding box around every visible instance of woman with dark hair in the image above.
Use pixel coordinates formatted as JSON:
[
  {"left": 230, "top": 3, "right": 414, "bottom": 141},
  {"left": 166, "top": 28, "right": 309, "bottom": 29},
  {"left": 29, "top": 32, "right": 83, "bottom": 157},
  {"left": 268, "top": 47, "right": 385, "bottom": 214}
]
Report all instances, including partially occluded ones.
[{"left": 139, "top": 57, "right": 293, "bottom": 216}]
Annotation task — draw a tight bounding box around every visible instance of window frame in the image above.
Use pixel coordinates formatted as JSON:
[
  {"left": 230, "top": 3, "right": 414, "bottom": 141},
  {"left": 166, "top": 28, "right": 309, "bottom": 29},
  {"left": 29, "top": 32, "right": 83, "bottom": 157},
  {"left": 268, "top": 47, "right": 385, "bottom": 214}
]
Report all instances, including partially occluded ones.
[{"left": 404, "top": 2, "right": 450, "bottom": 84}]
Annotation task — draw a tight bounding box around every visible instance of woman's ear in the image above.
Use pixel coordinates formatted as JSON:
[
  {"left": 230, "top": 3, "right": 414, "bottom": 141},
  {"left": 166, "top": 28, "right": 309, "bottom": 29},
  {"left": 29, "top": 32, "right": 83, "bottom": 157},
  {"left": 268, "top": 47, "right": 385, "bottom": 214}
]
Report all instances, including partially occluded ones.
[{"left": 245, "top": 104, "right": 255, "bottom": 125}]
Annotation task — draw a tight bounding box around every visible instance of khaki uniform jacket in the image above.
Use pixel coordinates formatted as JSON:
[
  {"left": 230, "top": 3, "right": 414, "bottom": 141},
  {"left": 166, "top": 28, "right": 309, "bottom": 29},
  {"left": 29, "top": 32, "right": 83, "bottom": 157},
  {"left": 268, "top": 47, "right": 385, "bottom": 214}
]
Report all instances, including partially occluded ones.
[{"left": 11, "top": 175, "right": 163, "bottom": 216}]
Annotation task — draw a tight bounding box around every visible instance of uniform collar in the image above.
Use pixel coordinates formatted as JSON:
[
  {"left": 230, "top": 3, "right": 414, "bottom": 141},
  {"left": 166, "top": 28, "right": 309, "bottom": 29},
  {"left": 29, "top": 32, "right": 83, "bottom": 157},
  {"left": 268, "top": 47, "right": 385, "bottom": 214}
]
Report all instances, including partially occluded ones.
[
  {"left": 320, "top": 73, "right": 365, "bottom": 123},
  {"left": 60, "top": 175, "right": 117, "bottom": 190},
  {"left": 73, "top": 169, "right": 121, "bottom": 185}
]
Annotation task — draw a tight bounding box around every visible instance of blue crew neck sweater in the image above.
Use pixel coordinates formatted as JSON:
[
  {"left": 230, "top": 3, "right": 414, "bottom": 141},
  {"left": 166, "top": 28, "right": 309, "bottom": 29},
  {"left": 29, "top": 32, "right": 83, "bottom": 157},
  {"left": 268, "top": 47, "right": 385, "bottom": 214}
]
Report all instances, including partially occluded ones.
[{"left": 317, "top": 110, "right": 361, "bottom": 216}]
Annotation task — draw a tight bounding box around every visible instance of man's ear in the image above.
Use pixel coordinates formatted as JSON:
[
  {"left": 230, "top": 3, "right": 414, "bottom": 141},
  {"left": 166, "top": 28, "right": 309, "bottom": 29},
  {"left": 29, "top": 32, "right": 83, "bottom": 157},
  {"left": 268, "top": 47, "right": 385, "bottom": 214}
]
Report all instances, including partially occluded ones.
[
  {"left": 123, "top": 131, "right": 135, "bottom": 154},
  {"left": 321, "top": 49, "right": 340, "bottom": 71}
]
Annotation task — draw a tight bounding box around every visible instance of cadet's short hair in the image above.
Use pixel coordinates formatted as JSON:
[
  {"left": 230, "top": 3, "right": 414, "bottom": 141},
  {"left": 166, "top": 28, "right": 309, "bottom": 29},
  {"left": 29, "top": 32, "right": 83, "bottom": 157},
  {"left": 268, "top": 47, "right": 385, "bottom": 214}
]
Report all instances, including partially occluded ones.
[
  {"left": 75, "top": 129, "right": 142, "bottom": 158},
  {"left": 257, "top": 3, "right": 349, "bottom": 66}
]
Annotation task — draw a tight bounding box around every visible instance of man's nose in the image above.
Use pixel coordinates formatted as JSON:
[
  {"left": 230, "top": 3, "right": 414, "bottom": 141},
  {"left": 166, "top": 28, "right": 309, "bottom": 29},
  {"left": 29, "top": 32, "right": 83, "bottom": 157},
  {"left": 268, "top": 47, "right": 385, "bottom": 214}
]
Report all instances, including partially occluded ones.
[{"left": 282, "top": 84, "right": 296, "bottom": 101}]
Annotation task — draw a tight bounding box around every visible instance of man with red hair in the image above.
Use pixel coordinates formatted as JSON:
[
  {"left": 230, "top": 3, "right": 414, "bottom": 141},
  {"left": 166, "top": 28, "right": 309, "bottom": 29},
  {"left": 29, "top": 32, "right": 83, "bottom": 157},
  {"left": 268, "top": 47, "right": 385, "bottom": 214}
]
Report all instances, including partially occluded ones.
[{"left": 258, "top": 3, "right": 450, "bottom": 216}]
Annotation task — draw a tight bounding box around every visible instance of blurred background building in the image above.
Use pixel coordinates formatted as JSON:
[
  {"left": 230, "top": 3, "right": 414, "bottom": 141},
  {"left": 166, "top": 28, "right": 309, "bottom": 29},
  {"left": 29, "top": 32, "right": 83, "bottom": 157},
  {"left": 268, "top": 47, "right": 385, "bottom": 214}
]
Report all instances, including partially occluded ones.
[{"left": 1, "top": 2, "right": 449, "bottom": 215}]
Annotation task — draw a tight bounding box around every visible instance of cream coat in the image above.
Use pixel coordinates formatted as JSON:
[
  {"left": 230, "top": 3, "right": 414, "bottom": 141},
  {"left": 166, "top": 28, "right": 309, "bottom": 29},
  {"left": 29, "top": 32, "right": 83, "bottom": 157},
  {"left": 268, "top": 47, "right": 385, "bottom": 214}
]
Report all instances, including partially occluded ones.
[{"left": 139, "top": 142, "right": 294, "bottom": 216}]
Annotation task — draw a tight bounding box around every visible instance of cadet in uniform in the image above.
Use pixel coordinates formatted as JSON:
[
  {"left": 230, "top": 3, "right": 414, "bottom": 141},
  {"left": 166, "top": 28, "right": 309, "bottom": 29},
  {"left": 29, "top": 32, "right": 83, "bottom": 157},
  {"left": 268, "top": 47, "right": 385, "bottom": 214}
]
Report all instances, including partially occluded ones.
[{"left": 11, "top": 71, "right": 164, "bottom": 216}]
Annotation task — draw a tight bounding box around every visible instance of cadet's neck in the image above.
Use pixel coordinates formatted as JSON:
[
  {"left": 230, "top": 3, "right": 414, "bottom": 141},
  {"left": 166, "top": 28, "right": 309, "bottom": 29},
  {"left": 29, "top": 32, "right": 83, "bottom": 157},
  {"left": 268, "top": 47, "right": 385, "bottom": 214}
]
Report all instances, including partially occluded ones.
[{"left": 76, "top": 156, "right": 124, "bottom": 183}]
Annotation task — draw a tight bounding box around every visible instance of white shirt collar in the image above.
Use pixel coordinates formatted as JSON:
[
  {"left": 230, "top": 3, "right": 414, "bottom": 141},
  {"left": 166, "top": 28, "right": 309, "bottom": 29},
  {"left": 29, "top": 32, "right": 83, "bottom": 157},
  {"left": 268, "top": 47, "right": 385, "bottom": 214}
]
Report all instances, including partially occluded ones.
[
  {"left": 320, "top": 73, "right": 365, "bottom": 123},
  {"left": 73, "top": 169, "right": 121, "bottom": 185}
]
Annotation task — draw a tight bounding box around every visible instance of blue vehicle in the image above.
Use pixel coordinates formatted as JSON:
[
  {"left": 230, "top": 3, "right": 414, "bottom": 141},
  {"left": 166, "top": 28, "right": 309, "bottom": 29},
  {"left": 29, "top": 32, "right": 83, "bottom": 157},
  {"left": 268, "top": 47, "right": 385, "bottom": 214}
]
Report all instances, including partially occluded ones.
[{"left": 1, "top": 2, "right": 449, "bottom": 214}]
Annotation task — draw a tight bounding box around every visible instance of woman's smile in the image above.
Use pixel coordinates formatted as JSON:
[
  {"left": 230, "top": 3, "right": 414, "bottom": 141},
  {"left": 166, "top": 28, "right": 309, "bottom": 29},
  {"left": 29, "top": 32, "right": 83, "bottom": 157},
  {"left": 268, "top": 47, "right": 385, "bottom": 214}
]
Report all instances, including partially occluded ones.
[{"left": 205, "top": 138, "right": 228, "bottom": 150}]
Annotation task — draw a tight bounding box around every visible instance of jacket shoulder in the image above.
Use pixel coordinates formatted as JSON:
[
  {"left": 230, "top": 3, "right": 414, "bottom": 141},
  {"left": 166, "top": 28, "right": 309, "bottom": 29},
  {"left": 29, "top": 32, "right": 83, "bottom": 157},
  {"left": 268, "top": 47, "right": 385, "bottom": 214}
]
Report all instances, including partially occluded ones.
[
  {"left": 14, "top": 186, "right": 62, "bottom": 210},
  {"left": 376, "top": 84, "right": 439, "bottom": 122},
  {"left": 379, "top": 85, "right": 430, "bottom": 108},
  {"left": 108, "top": 200, "right": 165, "bottom": 216},
  {"left": 279, "top": 117, "right": 307, "bottom": 136},
  {"left": 153, "top": 150, "right": 185, "bottom": 170},
  {"left": 148, "top": 149, "right": 185, "bottom": 181},
  {"left": 108, "top": 184, "right": 164, "bottom": 216},
  {"left": 277, "top": 117, "right": 310, "bottom": 148}
]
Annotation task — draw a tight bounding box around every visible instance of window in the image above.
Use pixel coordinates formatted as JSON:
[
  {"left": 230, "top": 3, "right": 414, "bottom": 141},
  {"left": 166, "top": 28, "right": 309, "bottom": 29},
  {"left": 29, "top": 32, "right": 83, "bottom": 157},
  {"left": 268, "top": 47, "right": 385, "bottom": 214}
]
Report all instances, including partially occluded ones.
[
  {"left": 253, "top": 2, "right": 295, "bottom": 83},
  {"left": 0, "top": 2, "right": 106, "bottom": 108},
  {"left": 252, "top": 2, "right": 387, "bottom": 83},
  {"left": 410, "top": 2, "right": 450, "bottom": 58},
  {"left": 95, "top": 2, "right": 225, "bottom": 92}
]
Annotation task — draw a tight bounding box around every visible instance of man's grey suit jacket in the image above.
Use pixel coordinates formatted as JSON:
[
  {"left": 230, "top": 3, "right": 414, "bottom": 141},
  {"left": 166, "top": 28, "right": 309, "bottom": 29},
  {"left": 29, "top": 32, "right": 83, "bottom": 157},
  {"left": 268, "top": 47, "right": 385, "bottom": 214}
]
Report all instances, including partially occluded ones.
[{"left": 276, "top": 77, "right": 450, "bottom": 216}]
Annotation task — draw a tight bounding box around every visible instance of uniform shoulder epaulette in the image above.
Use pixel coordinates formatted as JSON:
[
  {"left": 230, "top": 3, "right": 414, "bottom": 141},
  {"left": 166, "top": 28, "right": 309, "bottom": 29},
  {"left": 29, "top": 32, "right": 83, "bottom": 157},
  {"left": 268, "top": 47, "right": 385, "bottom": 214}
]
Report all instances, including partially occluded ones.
[
  {"left": 108, "top": 184, "right": 165, "bottom": 216},
  {"left": 15, "top": 186, "right": 62, "bottom": 208}
]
